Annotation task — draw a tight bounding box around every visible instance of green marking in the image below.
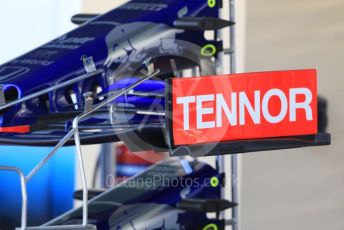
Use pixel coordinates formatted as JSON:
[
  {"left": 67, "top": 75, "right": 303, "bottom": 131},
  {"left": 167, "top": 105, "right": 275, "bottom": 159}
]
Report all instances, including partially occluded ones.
[
  {"left": 208, "top": 0, "right": 216, "bottom": 8},
  {"left": 203, "top": 223, "right": 218, "bottom": 230},
  {"left": 210, "top": 176, "right": 219, "bottom": 187},
  {"left": 201, "top": 44, "right": 217, "bottom": 57}
]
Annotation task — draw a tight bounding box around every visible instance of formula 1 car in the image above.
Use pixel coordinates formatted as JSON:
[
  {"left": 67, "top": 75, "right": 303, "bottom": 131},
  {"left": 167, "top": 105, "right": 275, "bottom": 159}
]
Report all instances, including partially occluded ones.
[
  {"left": 43, "top": 159, "right": 234, "bottom": 230},
  {"left": 0, "top": 0, "right": 329, "bottom": 153},
  {"left": 0, "top": 1, "right": 331, "bottom": 230},
  {"left": 0, "top": 0, "right": 231, "bottom": 147},
  {"left": 0, "top": 2, "right": 238, "bottom": 229}
]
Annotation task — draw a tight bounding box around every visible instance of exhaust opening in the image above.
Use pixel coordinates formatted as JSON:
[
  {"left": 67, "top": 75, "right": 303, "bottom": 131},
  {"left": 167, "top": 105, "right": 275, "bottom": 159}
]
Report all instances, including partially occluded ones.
[
  {"left": 4, "top": 86, "right": 20, "bottom": 103},
  {"left": 0, "top": 85, "right": 20, "bottom": 116}
]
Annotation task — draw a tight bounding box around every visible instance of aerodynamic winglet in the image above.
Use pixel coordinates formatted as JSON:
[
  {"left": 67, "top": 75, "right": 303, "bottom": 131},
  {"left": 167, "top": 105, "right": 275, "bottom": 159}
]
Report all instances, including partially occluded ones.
[
  {"left": 177, "top": 198, "right": 237, "bottom": 213},
  {"left": 174, "top": 17, "right": 234, "bottom": 31},
  {"left": 71, "top": 14, "right": 99, "bottom": 25}
]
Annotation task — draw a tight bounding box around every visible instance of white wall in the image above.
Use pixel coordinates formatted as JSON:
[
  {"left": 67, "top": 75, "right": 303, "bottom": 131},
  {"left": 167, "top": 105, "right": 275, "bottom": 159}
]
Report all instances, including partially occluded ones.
[
  {"left": 83, "top": 0, "right": 123, "bottom": 13},
  {"left": 0, "top": 0, "right": 81, "bottom": 64},
  {"left": 242, "top": 1, "right": 344, "bottom": 230},
  {"left": 0, "top": 0, "right": 85, "bottom": 219}
]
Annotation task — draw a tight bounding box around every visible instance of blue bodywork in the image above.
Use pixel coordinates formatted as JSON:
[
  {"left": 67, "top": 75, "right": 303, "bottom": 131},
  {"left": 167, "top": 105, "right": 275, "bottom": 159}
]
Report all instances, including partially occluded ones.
[
  {"left": 0, "top": 1, "right": 226, "bottom": 228},
  {"left": 45, "top": 159, "right": 225, "bottom": 229},
  {"left": 0, "top": 0, "right": 219, "bottom": 136}
]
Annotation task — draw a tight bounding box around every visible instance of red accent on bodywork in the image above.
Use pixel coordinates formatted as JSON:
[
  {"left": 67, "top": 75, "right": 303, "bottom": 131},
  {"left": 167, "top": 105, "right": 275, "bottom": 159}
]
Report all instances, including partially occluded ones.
[{"left": 0, "top": 125, "right": 30, "bottom": 133}]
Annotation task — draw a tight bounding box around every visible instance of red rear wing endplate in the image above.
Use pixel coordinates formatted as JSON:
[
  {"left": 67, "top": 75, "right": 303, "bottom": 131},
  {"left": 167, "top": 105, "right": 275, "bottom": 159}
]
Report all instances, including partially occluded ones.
[{"left": 165, "top": 69, "right": 330, "bottom": 156}]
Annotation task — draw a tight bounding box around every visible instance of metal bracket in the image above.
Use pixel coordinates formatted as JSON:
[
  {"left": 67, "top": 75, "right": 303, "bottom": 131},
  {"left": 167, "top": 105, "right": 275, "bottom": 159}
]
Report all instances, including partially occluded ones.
[
  {"left": 81, "top": 56, "right": 97, "bottom": 73},
  {"left": 83, "top": 92, "right": 94, "bottom": 112},
  {"left": 0, "top": 59, "right": 159, "bottom": 229},
  {"left": 0, "top": 84, "right": 6, "bottom": 106},
  {"left": 0, "top": 166, "right": 27, "bottom": 230}
]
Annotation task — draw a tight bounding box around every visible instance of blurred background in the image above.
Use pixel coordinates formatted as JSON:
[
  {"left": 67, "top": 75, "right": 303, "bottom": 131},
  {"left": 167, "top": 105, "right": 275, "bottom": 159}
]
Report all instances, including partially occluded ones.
[
  {"left": 0, "top": 0, "right": 343, "bottom": 230},
  {"left": 242, "top": 1, "right": 344, "bottom": 230}
]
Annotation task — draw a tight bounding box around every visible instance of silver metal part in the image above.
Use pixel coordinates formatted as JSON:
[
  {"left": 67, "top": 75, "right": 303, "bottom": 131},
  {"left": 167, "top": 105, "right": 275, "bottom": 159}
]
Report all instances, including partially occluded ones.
[
  {"left": 109, "top": 104, "right": 117, "bottom": 124},
  {"left": 143, "top": 57, "right": 154, "bottom": 76},
  {"left": 83, "top": 92, "right": 94, "bottom": 112},
  {"left": 214, "top": 0, "right": 239, "bottom": 228},
  {"left": 170, "top": 59, "right": 180, "bottom": 77},
  {"left": 229, "top": 0, "right": 239, "bottom": 229},
  {"left": 81, "top": 56, "right": 97, "bottom": 73},
  {"left": 71, "top": 68, "right": 160, "bottom": 226},
  {"left": 0, "top": 84, "right": 6, "bottom": 106},
  {"left": 0, "top": 69, "right": 103, "bottom": 112},
  {"left": 99, "top": 143, "right": 115, "bottom": 188},
  {"left": 0, "top": 166, "right": 27, "bottom": 230},
  {"left": 0, "top": 61, "right": 159, "bottom": 229},
  {"left": 223, "top": 48, "right": 235, "bottom": 54},
  {"left": 25, "top": 130, "right": 75, "bottom": 182},
  {"left": 106, "top": 90, "right": 164, "bottom": 99},
  {"left": 127, "top": 90, "right": 164, "bottom": 98}
]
